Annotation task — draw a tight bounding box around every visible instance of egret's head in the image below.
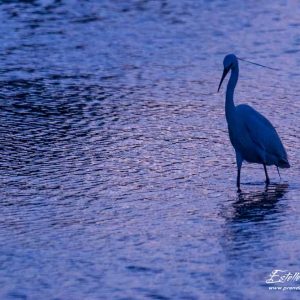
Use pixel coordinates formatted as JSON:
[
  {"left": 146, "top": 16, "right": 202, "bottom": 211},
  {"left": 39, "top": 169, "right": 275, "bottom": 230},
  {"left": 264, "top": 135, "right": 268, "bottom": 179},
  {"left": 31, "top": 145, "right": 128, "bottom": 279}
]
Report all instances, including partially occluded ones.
[{"left": 218, "top": 54, "right": 238, "bottom": 92}]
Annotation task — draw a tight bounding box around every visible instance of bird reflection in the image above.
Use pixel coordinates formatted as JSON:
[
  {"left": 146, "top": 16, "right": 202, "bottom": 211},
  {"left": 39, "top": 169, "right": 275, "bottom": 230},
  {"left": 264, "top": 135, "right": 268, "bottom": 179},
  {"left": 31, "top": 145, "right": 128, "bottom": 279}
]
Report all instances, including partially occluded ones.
[
  {"left": 230, "top": 183, "right": 288, "bottom": 223},
  {"left": 220, "top": 183, "right": 289, "bottom": 281}
]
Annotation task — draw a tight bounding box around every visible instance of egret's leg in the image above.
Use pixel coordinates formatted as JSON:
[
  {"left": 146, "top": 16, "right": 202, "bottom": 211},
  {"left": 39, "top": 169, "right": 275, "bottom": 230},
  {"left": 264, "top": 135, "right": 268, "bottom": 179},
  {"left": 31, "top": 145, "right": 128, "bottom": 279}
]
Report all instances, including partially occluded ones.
[
  {"left": 276, "top": 166, "right": 282, "bottom": 180},
  {"left": 237, "top": 167, "right": 241, "bottom": 193},
  {"left": 263, "top": 164, "right": 270, "bottom": 185},
  {"left": 236, "top": 152, "right": 243, "bottom": 193}
]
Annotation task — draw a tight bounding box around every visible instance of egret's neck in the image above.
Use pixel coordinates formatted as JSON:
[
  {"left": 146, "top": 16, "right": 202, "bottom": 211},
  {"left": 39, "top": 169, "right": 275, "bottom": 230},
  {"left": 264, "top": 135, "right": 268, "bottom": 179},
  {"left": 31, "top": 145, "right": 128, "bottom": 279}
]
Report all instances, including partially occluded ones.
[{"left": 225, "top": 66, "right": 239, "bottom": 121}]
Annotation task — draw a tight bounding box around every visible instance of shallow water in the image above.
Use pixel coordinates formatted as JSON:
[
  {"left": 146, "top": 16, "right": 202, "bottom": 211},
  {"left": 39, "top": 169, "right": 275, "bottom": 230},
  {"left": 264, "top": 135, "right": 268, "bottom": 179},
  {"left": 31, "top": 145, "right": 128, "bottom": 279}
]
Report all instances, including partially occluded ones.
[{"left": 0, "top": 1, "right": 300, "bottom": 299}]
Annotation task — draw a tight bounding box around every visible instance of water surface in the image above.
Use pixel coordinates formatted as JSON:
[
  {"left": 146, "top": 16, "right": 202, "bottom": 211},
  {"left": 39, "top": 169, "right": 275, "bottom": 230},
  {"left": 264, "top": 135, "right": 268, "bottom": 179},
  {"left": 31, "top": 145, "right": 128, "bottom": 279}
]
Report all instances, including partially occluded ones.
[{"left": 0, "top": 1, "right": 300, "bottom": 299}]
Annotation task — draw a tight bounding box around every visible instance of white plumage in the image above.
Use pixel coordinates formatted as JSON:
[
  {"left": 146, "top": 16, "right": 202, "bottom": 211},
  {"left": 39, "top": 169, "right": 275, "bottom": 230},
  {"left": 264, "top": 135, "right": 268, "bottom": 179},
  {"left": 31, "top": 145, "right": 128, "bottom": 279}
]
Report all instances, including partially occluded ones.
[{"left": 218, "top": 54, "right": 290, "bottom": 192}]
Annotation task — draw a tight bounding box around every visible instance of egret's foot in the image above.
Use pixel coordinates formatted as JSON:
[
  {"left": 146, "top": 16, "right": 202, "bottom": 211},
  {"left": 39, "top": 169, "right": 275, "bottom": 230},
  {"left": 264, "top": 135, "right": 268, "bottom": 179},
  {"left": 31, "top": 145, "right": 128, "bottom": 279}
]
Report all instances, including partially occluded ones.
[
  {"left": 237, "top": 187, "right": 241, "bottom": 193},
  {"left": 265, "top": 179, "right": 270, "bottom": 185}
]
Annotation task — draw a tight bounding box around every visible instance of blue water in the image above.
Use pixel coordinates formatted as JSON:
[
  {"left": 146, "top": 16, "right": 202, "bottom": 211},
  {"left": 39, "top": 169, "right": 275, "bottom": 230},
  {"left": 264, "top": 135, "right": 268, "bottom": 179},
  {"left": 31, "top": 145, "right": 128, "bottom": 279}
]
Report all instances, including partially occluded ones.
[{"left": 0, "top": 1, "right": 299, "bottom": 299}]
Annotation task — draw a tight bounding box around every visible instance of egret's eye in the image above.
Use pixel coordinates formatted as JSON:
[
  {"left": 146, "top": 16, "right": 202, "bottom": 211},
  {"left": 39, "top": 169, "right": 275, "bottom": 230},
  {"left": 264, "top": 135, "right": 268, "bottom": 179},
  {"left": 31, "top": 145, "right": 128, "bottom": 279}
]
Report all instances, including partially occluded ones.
[{"left": 225, "top": 63, "right": 233, "bottom": 71}]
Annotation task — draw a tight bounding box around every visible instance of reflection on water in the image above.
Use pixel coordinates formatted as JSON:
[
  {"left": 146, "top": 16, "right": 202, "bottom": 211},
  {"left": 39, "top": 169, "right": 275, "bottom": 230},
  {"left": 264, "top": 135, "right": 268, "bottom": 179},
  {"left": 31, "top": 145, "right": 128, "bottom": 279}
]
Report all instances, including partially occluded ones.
[
  {"left": 220, "top": 184, "right": 290, "bottom": 299},
  {"left": 221, "top": 183, "right": 289, "bottom": 258},
  {"left": 0, "top": 1, "right": 299, "bottom": 299},
  {"left": 232, "top": 183, "right": 288, "bottom": 222}
]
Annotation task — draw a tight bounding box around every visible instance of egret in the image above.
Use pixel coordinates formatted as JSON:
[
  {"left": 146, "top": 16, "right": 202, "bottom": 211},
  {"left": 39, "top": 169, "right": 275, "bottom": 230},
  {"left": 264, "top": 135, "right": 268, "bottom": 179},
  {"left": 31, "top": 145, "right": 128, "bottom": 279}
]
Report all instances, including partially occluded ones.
[{"left": 218, "top": 54, "right": 290, "bottom": 192}]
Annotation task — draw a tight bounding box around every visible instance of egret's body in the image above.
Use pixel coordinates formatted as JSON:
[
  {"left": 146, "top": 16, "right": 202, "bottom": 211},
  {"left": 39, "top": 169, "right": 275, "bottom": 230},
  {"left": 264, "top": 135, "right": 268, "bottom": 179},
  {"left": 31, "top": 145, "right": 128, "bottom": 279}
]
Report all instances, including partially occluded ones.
[{"left": 218, "top": 54, "right": 290, "bottom": 191}]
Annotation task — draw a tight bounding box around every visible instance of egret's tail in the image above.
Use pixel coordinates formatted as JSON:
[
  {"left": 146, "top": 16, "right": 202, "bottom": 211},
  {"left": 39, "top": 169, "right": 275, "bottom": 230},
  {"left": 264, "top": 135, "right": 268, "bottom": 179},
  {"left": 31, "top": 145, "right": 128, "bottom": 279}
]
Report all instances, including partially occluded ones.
[{"left": 277, "top": 158, "right": 290, "bottom": 168}]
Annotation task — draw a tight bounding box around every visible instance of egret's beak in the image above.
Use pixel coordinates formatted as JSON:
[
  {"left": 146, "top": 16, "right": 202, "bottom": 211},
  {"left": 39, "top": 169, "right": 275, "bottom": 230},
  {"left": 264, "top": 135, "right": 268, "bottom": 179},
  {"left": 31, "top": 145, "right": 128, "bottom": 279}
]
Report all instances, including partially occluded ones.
[{"left": 217, "top": 67, "right": 230, "bottom": 92}]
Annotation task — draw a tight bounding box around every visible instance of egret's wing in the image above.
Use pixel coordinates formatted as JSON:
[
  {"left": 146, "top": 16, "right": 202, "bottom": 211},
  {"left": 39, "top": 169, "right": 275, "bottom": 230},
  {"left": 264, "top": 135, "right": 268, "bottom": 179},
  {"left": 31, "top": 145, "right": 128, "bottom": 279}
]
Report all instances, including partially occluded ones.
[{"left": 236, "top": 104, "right": 289, "bottom": 165}]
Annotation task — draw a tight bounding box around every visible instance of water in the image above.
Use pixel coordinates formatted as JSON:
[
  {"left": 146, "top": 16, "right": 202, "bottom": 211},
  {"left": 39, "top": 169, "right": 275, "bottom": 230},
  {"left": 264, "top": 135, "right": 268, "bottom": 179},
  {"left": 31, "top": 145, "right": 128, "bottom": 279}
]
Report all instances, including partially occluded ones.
[{"left": 0, "top": 1, "right": 299, "bottom": 299}]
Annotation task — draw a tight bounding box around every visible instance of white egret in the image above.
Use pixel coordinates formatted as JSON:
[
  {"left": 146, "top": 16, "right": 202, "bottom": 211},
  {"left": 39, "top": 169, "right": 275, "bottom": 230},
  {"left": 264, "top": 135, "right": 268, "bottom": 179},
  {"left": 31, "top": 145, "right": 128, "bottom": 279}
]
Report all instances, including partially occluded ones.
[{"left": 218, "top": 54, "right": 290, "bottom": 192}]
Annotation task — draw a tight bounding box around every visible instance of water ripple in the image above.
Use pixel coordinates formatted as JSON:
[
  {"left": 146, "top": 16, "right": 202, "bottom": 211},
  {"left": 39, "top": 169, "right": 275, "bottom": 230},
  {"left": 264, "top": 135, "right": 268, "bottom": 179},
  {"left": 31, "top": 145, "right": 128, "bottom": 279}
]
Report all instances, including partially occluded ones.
[{"left": 0, "top": 1, "right": 299, "bottom": 299}]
